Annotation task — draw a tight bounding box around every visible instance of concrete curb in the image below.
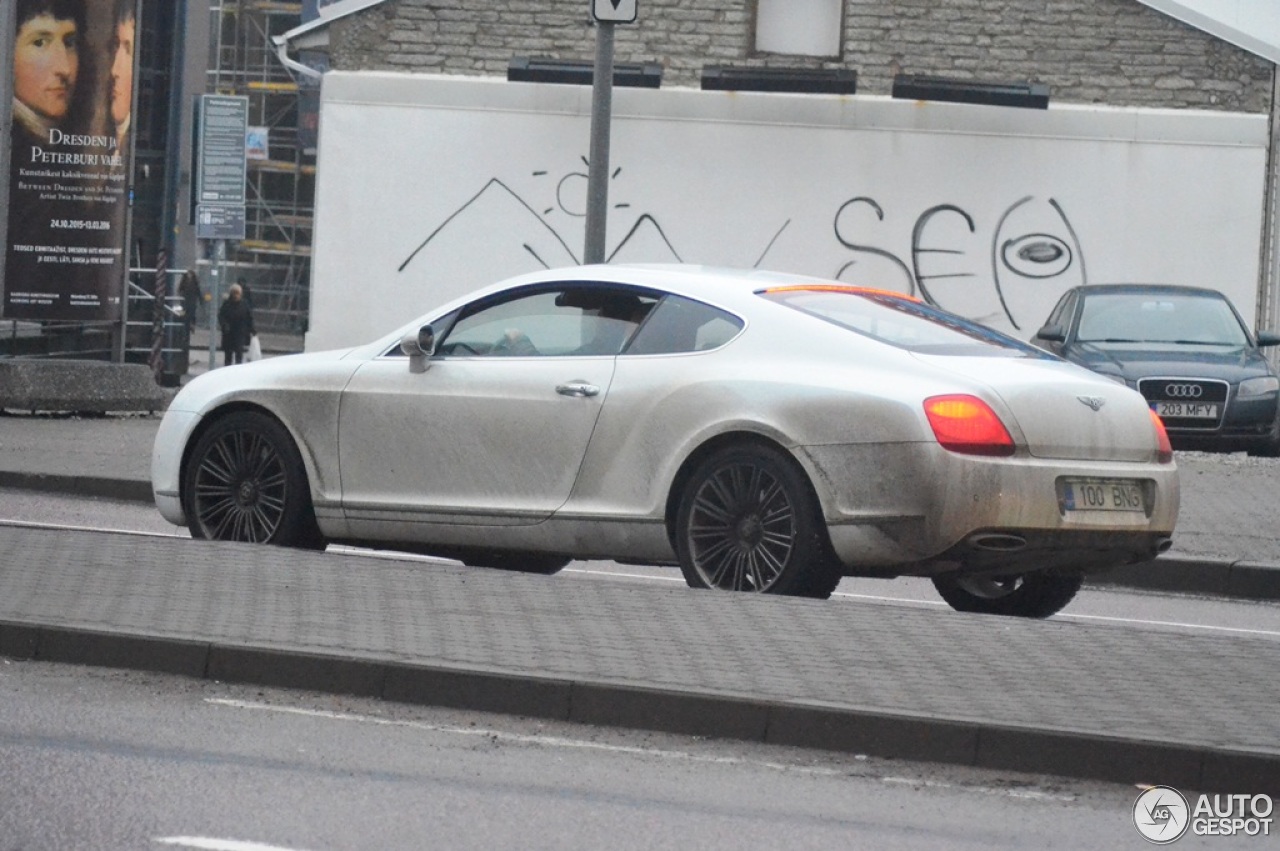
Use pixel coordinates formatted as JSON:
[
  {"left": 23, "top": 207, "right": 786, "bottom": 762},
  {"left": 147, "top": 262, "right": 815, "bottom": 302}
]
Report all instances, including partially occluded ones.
[
  {"left": 1, "top": 619, "right": 1275, "bottom": 795},
  {"left": 0, "top": 471, "right": 154, "bottom": 503},
  {"left": 1087, "top": 554, "right": 1280, "bottom": 601}
]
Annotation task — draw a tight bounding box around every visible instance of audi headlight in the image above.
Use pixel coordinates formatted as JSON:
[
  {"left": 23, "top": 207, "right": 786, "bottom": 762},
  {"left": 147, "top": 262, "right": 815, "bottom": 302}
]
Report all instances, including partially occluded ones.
[{"left": 1238, "top": 376, "right": 1280, "bottom": 397}]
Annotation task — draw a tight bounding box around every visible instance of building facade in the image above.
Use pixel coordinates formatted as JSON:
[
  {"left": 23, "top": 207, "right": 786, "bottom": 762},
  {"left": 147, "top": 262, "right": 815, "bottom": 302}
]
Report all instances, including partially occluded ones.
[{"left": 324, "top": 0, "right": 1274, "bottom": 113}]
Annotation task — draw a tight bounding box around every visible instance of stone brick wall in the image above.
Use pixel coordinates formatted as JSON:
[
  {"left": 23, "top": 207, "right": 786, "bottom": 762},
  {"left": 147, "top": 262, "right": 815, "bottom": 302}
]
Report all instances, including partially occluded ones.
[{"left": 329, "top": 0, "right": 1274, "bottom": 112}]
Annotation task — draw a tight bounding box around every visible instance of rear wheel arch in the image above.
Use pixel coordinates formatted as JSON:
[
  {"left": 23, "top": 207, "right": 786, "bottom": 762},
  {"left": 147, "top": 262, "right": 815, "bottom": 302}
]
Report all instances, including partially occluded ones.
[
  {"left": 666, "top": 432, "right": 786, "bottom": 545},
  {"left": 664, "top": 432, "right": 832, "bottom": 544},
  {"left": 665, "top": 432, "right": 842, "bottom": 598}
]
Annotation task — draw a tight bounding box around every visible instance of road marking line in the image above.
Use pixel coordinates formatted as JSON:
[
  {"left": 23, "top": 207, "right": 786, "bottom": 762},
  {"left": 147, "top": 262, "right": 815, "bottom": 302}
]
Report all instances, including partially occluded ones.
[
  {"left": 833, "top": 590, "right": 1280, "bottom": 637},
  {"left": 1058, "top": 610, "right": 1280, "bottom": 637},
  {"left": 0, "top": 518, "right": 187, "bottom": 537},
  {"left": 154, "top": 838, "right": 313, "bottom": 851},
  {"left": 564, "top": 566, "right": 684, "bottom": 583},
  {"left": 204, "top": 698, "right": 1074, "bottom": 802}
]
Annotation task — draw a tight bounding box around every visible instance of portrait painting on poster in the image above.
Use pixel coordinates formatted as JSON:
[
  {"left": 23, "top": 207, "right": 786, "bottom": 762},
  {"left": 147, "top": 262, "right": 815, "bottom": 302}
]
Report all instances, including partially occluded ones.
[{"left": 4, "top": 0, "right": 136, "bottom": 321}]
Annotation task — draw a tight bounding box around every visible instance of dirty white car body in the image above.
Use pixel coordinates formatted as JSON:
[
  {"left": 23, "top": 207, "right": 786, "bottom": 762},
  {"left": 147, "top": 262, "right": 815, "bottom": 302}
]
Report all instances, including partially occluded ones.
[{"left": 153, "top": 265, "right": 1178, "bottom": 617}]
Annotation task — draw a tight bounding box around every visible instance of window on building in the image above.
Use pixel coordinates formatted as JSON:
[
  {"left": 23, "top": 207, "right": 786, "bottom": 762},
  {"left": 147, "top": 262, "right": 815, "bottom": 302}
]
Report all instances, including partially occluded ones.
[{"left": 755, "top": 0, "right": 843, "bottom": 58}]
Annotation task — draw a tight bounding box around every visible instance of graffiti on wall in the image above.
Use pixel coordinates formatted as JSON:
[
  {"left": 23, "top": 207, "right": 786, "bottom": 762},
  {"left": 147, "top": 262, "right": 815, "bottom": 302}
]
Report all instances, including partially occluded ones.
[
  {"left": 397, "top": 156, "right": 1088, "bottom": 334},
  {"left": 833, "top": 195, "right": 1087, "bottom": 330}
]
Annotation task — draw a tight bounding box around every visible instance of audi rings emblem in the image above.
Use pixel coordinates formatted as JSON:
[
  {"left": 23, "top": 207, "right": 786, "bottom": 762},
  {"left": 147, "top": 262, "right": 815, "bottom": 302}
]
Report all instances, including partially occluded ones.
[{"left": 1163, "top": 383, "right": 1204, "bottom": 398}]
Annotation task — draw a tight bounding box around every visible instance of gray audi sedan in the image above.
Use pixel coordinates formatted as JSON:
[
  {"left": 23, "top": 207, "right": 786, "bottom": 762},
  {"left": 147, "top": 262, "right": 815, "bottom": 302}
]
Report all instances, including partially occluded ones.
[{"left": 1033, "top": 284, "right": 1280, "bottom": 455}]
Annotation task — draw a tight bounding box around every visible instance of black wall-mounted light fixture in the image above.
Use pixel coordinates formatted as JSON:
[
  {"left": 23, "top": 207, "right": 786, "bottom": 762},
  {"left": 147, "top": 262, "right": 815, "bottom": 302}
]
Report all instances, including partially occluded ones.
[
  {"left": 701, "top": 66, "right": 857, "bottom": 95},
  {"left": 891, "top": 74, "right": 1049, "bottom": 109},
  {"left": 507, "top": 57, "right": 662, "bottom": 88}
]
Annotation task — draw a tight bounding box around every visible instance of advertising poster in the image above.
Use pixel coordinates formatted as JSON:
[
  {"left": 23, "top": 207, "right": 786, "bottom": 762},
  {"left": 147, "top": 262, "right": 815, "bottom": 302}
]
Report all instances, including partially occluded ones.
[{"left": 4, "top": 0, "right": 135, "bottom": 321}]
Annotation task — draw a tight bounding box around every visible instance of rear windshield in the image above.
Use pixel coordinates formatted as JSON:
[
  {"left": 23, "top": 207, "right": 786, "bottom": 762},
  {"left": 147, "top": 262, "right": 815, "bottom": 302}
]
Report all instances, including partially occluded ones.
[{"left": 760, "top": 288, "right": 1052, "bottom": 357}]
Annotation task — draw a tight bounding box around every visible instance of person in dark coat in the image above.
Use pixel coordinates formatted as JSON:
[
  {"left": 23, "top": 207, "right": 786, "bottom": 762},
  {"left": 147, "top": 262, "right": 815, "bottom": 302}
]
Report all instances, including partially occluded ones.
[
  {"left": 218, "top": 283, "right": 255, "bottom": 366},
  {"left": 177, "top": 269, "right": 203, "bottom": 345}
]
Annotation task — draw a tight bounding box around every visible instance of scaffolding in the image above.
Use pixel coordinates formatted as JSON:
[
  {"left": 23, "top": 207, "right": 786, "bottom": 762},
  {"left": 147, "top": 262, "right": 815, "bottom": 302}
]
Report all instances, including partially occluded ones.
[{"left": 205, "top": 0, "right": 314, "bottom": 333}]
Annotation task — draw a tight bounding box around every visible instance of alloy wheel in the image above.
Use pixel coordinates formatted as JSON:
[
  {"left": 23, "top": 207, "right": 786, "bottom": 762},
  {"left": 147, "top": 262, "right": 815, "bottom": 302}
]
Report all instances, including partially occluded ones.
[
  {"left": 191, "top": 428, "right": 289, "bottom": 542},
  {"left": 686, "top": 461, "right": 796, "bottom": 592}
]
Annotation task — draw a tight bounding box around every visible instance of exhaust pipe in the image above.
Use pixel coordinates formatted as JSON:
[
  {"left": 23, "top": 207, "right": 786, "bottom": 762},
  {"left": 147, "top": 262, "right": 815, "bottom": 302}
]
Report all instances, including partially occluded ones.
[{"left": 967, "top": 532, "right": 1028, "bottom": 552}]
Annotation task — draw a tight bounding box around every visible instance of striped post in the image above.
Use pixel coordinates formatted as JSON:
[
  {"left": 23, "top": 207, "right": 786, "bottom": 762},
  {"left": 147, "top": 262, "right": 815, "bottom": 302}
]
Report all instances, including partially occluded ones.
[{"left": 149, "top": 250, "right": 167, "bottom": 380}]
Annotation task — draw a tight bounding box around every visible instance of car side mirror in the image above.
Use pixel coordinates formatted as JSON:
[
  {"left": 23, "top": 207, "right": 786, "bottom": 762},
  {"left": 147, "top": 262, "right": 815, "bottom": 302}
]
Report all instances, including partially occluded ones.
[
  {"left": 400, "top": 324, "right": 435, "bottom": 373},
  {"left": 1256, "top": 330, "right": 1280, "bottom": 347},
  {"left": 1034, "top": 324, "right": 1066, "bottom": 343}
]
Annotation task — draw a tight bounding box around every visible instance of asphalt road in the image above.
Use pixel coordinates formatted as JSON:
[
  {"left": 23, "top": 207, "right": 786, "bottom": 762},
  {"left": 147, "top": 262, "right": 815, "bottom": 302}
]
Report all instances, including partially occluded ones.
[{"left": 9, "top": 658, "right": 1258, "bottom": 851}]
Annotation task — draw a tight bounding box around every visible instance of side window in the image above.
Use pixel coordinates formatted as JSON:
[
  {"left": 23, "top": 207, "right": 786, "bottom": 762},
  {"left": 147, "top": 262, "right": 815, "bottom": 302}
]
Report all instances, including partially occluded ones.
[
  {"left": 1045, "top": 292, "right": 1075, "bottom": 330},
  {"left": 437, "top": 286, "right": 659, "bottom": 357},
  {"left": 625, "top": 296, "right": 744, "bottom": 355}
]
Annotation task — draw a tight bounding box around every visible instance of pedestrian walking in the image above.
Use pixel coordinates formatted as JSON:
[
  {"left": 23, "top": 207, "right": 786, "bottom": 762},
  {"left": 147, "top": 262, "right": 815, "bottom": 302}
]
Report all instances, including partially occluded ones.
[{"left": 218, "top": 283, "right": 256, "bottom": 366}]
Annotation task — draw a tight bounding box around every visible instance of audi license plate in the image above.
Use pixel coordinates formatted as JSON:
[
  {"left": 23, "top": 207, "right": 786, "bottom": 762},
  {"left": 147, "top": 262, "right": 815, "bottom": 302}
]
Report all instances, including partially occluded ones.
[
  {"left": 1061, "top": 478, "right": 1145, "bottom": 514},
  {"left": 1154, "top": 401, "right": 1218, "bottom": 419}
]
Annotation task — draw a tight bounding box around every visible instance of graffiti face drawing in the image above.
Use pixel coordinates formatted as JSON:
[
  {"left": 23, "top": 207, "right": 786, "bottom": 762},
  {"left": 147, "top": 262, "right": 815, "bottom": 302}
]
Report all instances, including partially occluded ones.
[
  {"left": 993, "top": 197, "right": 1086, "bottom": 330},
  {"left": 831, "top": 194, "right": 1088, "bottom": 333}
]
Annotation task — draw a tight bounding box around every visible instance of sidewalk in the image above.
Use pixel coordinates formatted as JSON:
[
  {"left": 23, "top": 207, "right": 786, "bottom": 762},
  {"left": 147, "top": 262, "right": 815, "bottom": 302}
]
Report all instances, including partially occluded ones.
[
  {"left": 0, "top": 521, "right": 1276, "bottom": 794},
  {"left": 183, "top": 326, "right": 303, "bottom": 384},
  {"left": 1, "top": 406, "right": 1278, "bottom": 794}
]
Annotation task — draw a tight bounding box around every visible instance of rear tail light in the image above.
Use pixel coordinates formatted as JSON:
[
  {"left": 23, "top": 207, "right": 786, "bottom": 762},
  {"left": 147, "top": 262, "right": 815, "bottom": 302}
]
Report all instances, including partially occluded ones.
[
  {"left": 1149, "top": 408, "right": 1173, "bottom": 464},
  {"left": 924, "top": 395, "right": 1016, "bottom": 456}
]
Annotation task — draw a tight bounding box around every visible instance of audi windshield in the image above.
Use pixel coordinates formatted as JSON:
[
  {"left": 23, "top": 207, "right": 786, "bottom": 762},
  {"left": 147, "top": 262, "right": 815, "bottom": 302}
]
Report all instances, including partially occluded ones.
[{"left": 1077, "top": 292, "right": 1251, "bottom": 346}]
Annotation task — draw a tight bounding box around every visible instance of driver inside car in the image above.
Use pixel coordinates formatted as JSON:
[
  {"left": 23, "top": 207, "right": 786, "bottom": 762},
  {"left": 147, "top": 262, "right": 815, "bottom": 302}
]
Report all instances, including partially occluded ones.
[{"left": 492, "top": 327, "right": 539, "bottom": 355}]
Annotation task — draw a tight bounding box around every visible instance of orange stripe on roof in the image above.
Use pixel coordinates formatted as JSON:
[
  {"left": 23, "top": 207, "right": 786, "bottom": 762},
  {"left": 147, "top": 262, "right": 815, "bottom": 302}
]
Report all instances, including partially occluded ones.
[{"left": 761, "top": 284, "right": 921, "bottom": 302}]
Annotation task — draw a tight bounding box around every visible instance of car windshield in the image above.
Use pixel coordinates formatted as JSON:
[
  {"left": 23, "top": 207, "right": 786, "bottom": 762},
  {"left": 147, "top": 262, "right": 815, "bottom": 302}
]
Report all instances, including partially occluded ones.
[
  {"left": 1076, "top": 292, "right": 1250, "bottom": 346},
  {"left": 760, "top": 287, "right": 1051, "bottom": 357}
]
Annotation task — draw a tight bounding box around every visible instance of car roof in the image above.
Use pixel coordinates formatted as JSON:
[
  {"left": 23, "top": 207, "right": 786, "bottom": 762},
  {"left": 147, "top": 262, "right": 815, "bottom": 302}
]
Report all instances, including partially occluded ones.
[
  {"left": 1072, "top": 283, "right": 1229, "bottom": 299},
  {"left": 518, "top": 263, "right": 829, "bottom": 296},
  {"left": 440, "top": 263, "right": 893, "bottom": 315},
  {"left": 364, "top": 264, "right": 900, "bottom": 356}
]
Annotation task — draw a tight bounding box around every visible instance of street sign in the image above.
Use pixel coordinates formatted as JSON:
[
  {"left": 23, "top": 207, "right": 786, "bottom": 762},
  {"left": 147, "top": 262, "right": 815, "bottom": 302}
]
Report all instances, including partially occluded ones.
[
  {"left": 592, "top": 0, "right": 637, "bottom": 24},
  {"left": 196, "top": 95, "right": 249, "bottom": 205},
  {"left": 195, "top": 204, "right": 246, "bottom": 240}
]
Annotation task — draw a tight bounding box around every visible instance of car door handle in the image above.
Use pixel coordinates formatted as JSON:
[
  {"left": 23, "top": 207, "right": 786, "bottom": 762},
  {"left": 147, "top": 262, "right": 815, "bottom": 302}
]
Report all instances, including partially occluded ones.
[{"left": 556, "top": 382, "right": 600, "bottom": 398}]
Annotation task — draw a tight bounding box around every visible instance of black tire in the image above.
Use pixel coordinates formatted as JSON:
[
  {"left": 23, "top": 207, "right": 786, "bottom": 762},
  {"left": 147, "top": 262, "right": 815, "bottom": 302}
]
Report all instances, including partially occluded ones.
[
  {"left": 463, "top": 553, "right": 569, "bottom": 575},
  {"left": 931, "top": 571, "right": 1083, "bottom": 618},
  {"left": 183, "top": 410, "right": 325, "bottom": 549},
  {"left": 674, "top": 443, "right": 841, "bottom": 599}
]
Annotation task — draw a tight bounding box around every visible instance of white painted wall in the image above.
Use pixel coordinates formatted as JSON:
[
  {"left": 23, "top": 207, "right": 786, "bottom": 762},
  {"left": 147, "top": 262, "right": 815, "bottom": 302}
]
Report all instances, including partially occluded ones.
[{"left": 308, "top": 72, "right": 1269, "bottom": 351}]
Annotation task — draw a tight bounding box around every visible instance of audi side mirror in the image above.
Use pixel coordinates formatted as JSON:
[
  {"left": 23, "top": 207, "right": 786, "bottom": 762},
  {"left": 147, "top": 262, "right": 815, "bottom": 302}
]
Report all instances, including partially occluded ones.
[
  {"left": 1034, "top": 324, "right": 1066, "bottom": 343},
  {"left": 400, "top": 324, "right": 436, "bottom": 373},
  {"left": 1256, "top": 330, "right": 1280, "bottom": 347}
]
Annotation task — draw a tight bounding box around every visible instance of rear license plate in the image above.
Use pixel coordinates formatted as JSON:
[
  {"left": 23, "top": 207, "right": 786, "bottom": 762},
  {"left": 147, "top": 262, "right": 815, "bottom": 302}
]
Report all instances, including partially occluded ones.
[
  {"left": 1061, "top": 479, "right": 1146, "bottom": 513},
  {"left": 1154, "top": 401, "right": 1218, "bottom": 419}
]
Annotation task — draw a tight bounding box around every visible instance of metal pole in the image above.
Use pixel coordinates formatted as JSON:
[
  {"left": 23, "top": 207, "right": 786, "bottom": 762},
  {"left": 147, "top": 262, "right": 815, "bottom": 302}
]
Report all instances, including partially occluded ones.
[
  {"left": 209, "top": 240, "right": 224, "bottom": 369},
  {"left": 1262, "top": 67, "right": 1280, "bottom": 358},
  {"left": 584, "top": 21, "right": 615, "bottom": 265}
]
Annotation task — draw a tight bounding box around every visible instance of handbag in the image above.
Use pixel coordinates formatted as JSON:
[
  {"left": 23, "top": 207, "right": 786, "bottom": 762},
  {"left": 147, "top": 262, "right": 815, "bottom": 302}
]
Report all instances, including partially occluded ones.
[{"left": 246, "top": 334, "right": 262, "bottom": 362}]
